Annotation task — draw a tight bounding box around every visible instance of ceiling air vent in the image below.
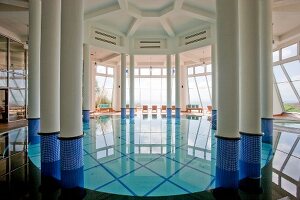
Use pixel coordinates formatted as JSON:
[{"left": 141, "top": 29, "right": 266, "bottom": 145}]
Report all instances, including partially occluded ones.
[
  {"left": 92, "top": 28, "right": 121, "bottom": 46},
  {"left": 135, "top": 39, "right": 166, "bottom": 49},
  {"left": 181, "top": 30, "right": 208, "bottom": 46}
]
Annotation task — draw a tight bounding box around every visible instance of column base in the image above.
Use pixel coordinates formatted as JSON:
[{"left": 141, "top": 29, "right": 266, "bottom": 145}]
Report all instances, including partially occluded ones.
[
  {"left": 60, "top": 136, "right": 84, "bottom": 189},
  {"left": 130, "top": 108, "right": 134, "bottom": 119},
  {"left": 212, "top": 110, "right": 217, "bottom": 130},
  {"left": 216, "top": 137, "right": 239, "bottom": 189},
  {"left": 82, "top": 110, "right": 90, "bottom": 123},
  {"left": 40, "top": 133, "right": 60, "bottom": 180},
  {"left": 167, "top": 108, "right": 172, "bottom": 118},
  {"left": 261, "top": 118, "right": 273, "bottom": 144},
  {"left": 28, "top": 118, "right": 40, "bottom": 144},
  {"left": 239, "top": 177, "right": 263, "bottom": 194},
  {"left": 121, "top": 108, "right": 126, "bottom": 119},
  {"left": 239, "top": 133, "right": 262, "bottom": 180},
  {"left": 175, "top": 108, "right": 181, "bottom": 119}
]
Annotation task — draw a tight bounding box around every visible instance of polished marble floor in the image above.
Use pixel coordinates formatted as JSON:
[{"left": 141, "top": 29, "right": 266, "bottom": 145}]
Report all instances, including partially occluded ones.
[{"left": 0, "top": 115, "right": 299, "bottom": 199}]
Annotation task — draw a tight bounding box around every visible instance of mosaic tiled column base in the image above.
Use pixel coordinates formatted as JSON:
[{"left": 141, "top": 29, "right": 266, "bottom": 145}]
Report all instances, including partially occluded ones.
[
  {"left": 40, "top": 133, "right": 60, "bottom": 180},
  {"left": 130, "top": 108, "right": 134, "bottom": 119},
  {"left": 212, "top": 110, "right": 217, "bottom": 130},
  {"left": 28, "top": 118, "right": 40, "bottom": 144},
  {"left": 60, "top": 136, "right": 84, "bottom": 189},
  {"left": 121, "top": 108, "right": 126, "bottom": 119},
  {"left": 261, "top": 118, "right": 273, "bottom": 144},
  {"left": 175, "top": 108, "right": 180, "bottom": 119},
  {"left": 167, "top": 108, "right": 172, "bottom": 118},
  {"left": 239, "top": 133, "right": 262, "bottom": 180},
  {"left": 216, "top": 137, "right": 239, "bottom": 189},
  {"left": 82, "top": 110, "right": 90, "bottom": 123}
]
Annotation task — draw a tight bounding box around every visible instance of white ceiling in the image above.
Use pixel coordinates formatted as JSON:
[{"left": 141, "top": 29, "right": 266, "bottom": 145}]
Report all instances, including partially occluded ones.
[{"left": 0, "top": 0, "right": 300, "bottom": 65}]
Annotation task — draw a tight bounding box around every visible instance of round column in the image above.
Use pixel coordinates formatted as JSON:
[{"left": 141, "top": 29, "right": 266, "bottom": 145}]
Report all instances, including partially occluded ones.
[
  {"left": 39, "top": 0, "right": 61, "bottom": 180},
  {"left": 211, "top": 24, "right": 218, "bottom": 130},
  {"left": 180, "top": 65, "right": 187, "bottom": 112},
  {"left": 260, "top": 0, "right": 273, "bottom": 144},
  {"left": 83, "top": 44, "right": 90, "bottom": 124},
  {"left": 166, "top": 55, "right": 172, "bottom": 118},
  {"left": 175, "top": 54, "right": 181, "bottom": 119},
  {"left": 60, "top": 0, "right": 84, "bottom": 189},
  {"left": 121, "top": 53, "right": 126, "bottom": 119},
  {"left": 28, "top": 0, "right": 41, "bottom": 144},
  {"left": 239, "top": 0, "right": 262, "bottom": 189},
  {"left": 215, "top": 0, "right": 240, "bottom": 190},
  {"left": 129, "top": 55, "right": 135, "bottom": 119},
  {"left": 113, "top": 64, "right": 121, "bottom": 111}
]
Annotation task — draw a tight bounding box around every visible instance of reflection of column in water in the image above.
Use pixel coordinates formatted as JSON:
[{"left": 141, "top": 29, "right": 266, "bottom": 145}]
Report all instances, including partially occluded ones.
[
  {"left": 112, "top": 117, "right": 121, "bottom": 156},
  {"left": 166, "top": 121, "right": 172, "bottom": 177},
  {"left": 210, "top": 129, "right": 216, "bottom": 186},
  {"left": 120, "top": 122, "right": 127, "bottom": 174},
  {"left": 129, "top": 120, "right": 135, "bottom": 172},
  {"left": 175, "top": 123, "right": 181, "bottom": 172}
]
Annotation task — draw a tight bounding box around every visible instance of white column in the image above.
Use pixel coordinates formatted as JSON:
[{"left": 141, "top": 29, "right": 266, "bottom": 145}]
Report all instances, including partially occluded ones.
[
  {"left": 239, "top": 0, "right": 260, "bottom": 134},
  {"left": 90, "top": 63, "right": 96, "bottom": 111},
  {"left": 60, "top": 0, "right": 83, "bottom": 138},
  {"left": 166, "top": 55, "right": 172, "bottom": 117},
  {"left": 28, "top": 0, "right": 41, "bottom": 144},
  {"left": 83, "top": 44, "right": 90, "bottom": 110},
  {"left": 40, "top": 0, "right": 60, "bottom": 134},
  {"left": 180, "top": 65, "right": 187, "bottom": 111},
  {"left": 39, "top": 0, "right": 61, "bottom": 179},
  {"left": 121, "top": 53, "right": 126, "bottom": 118},
  {"left": 28, "top": 0, "right": 41, "bottom": 119},
  {"left": 215, "top": 0, "right": 239, "bottom": 189},
  {"left": 211, "top": 24, "right": 218, "bottom": 130},
  {"left": 260, "top": 0, "right": 273, "bottom": 143},
  {"left": 129, "top": 55, "right": 135, "bottom": 117},
  {"left": 175, "top": 54, "right": 180, "bottom": 118},
  {"left": 113, "top": 64, "right": 121, "bottom": 111},
  {"left": 216, "top": 0, "right": 239, "bottom": 139}
]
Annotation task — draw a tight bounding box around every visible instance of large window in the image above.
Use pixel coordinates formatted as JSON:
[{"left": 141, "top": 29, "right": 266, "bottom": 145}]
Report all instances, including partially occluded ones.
[
  {"left": 126, "top": 67, "right": 175, "bottom": 107},
  {"left": 187, "top": 65, "right": 212, "bottom": 107},
  {"left": 273, "top": 41, "right": 300, "bottom": 112},
  {"left": 95, "top": 65, "right": 114, "bottom": 108}
]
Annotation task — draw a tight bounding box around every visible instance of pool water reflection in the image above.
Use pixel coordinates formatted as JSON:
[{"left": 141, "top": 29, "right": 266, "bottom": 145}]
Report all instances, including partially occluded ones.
[{"left": 27, "top": 115, "right": 273, "bottom": 197}]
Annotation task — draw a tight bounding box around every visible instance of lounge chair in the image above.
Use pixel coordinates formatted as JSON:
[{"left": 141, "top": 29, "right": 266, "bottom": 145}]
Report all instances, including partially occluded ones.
[
  {"left": 161, "top": 105, "right": 167, "bottom": 113},
  {"left": 152, "top": 105, "right": 158, "bottom": 113},
  {"left": 207, "top": 105, "right": 212, "bottom": 114},
  {"left": 142, "top": 105, "right": 148, "bottom": 113}
]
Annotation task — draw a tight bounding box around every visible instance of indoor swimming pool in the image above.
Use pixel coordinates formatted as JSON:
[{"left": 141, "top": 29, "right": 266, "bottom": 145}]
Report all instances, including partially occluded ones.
[{"left": 25, "top": 115, "right": 273, "bottom": 197}]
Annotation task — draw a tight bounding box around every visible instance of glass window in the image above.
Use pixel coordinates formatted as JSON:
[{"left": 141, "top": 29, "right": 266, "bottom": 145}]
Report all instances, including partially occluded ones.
[
  {"left": 0, "top": 36, "right": 7, "bottom": 87},
  {"left": 277, "top": 83, "right": 298, "bottom": 103},
  {"left": 196, "top": 76, "right": 211, "bottom": 107},
  {"left": 95, "top": 76, "right": 113, "bottom": 108},
  {"left": 206, "top": 64, "right": 212, "bottom": 73},
  {"left": 10, "top": 40, "right": 25, "bottom": 74},
  {"left": 107, "top": 67, "right": 113, "bottom": 75},
  {"left": 134, "top": 68, "right": 139, "bottom": 75},
  {"left": 97, "top": 65, "right": 106, "bottom": 74},
  {"left": 151, "top": 68, "right": 161, "bottom": 76},
  {"left": 140, "top": 68, "right": 150, "bottom": 76},
  {"left": 273, "top": 50, "right": 280, "bottom": 62},
  {"left": 8, "top": 89, "right": 26, "bottom": 121},
  {"left": 283, "top": 61, "right": 300, "bottom": 81},
  {"left": 188, "top": 67, "right": 194, "bottom": 75},
  {"left": 188, "top": 77, "right": 200, "bottom": 105},
  {"left": 282, "top": 43, "right": 298, "bottom": 60},
  {"left": 195, "top": 66, "right": 205, "bottom": 74},
  {"left": 273, "top": 65, "right": 288, "bottom": 83},
  {"left": 162, "top": 68, "right": 167, "bottom": 75}
]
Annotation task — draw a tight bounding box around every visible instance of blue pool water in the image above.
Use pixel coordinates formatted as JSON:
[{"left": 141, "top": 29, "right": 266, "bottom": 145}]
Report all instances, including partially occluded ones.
[{"left": 27, "top": 115, "right": 273, "bottom": 197}]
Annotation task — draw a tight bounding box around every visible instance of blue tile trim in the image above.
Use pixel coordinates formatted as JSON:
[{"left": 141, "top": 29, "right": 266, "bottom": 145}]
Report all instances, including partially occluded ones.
[
  {"left": 175, "top": 108, "right": 181, "bottom": 119},
  {"left": 239, "top": 133, "right": 262, "bottom": 180},
  {"left": 212, "top": 110, "right": 217, "bottom": 130},
  {"left": 261, "top": 118, "right": 273, "bottom": 144},
  {"left": 167, "top": 108, "right": 172, "bottom": 118},
  {"left": 60, "top": 137, "right": 84, "bottom": 188},
  {"left": 82, "top": 110, "right": 90, "bottom": 123},
  {"left": 40, "top": 134, "right": 60, "bottom": 180},
  {"left": 28, "top": 118, "right": 40, "bottom": 144},
  {"left": 216, "top": 137, "right": 239, "bottom": 189},
  {"left": 130, "top": 108, "right": 134, "bottom": 119},
  {"left": 121, "top": 108, "right": 126, "bottom": 119},
  {"left": 83, "top": 122, "right": 90, "bottom": 131}
]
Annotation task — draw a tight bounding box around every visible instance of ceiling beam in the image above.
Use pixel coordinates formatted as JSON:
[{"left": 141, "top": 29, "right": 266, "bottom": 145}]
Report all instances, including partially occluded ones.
[
  {"left": 127, "top": 3, "right": 142, "bottom": 19},
  {"left": 160, "top": 18, "right": 175, "bottom": 37},
  {"left": 0, "top": 0, "right": 28, "bottom": 8},
  {"left": 127, "top": 18, "right": 143, "bottom": 36},
  {"left": 181, "top": 3, "right": 216, "bottom": 23},
  {"left": 84, "top": 3, "right": 121, "bottom": 21},
  {"left": 273, "top": 0, "right": 300, "bottom": 8},
  {"left": 174, "top": 0, "right": 184, "bottom": 10},
  {"left": 279, "top": 24, "right": 300, "bottom": 42},
  {"left": 118, "top": 0, "right": 128, "bottom": 10},
  {"left": 99, "top": 53, "right": 120, "bottom": 62}
]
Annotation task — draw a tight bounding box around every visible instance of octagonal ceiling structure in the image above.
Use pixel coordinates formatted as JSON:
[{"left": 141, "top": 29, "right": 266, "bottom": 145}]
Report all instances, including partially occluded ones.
[{"left": 84, "top": 0, "right": 216, "bottom": 55}]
